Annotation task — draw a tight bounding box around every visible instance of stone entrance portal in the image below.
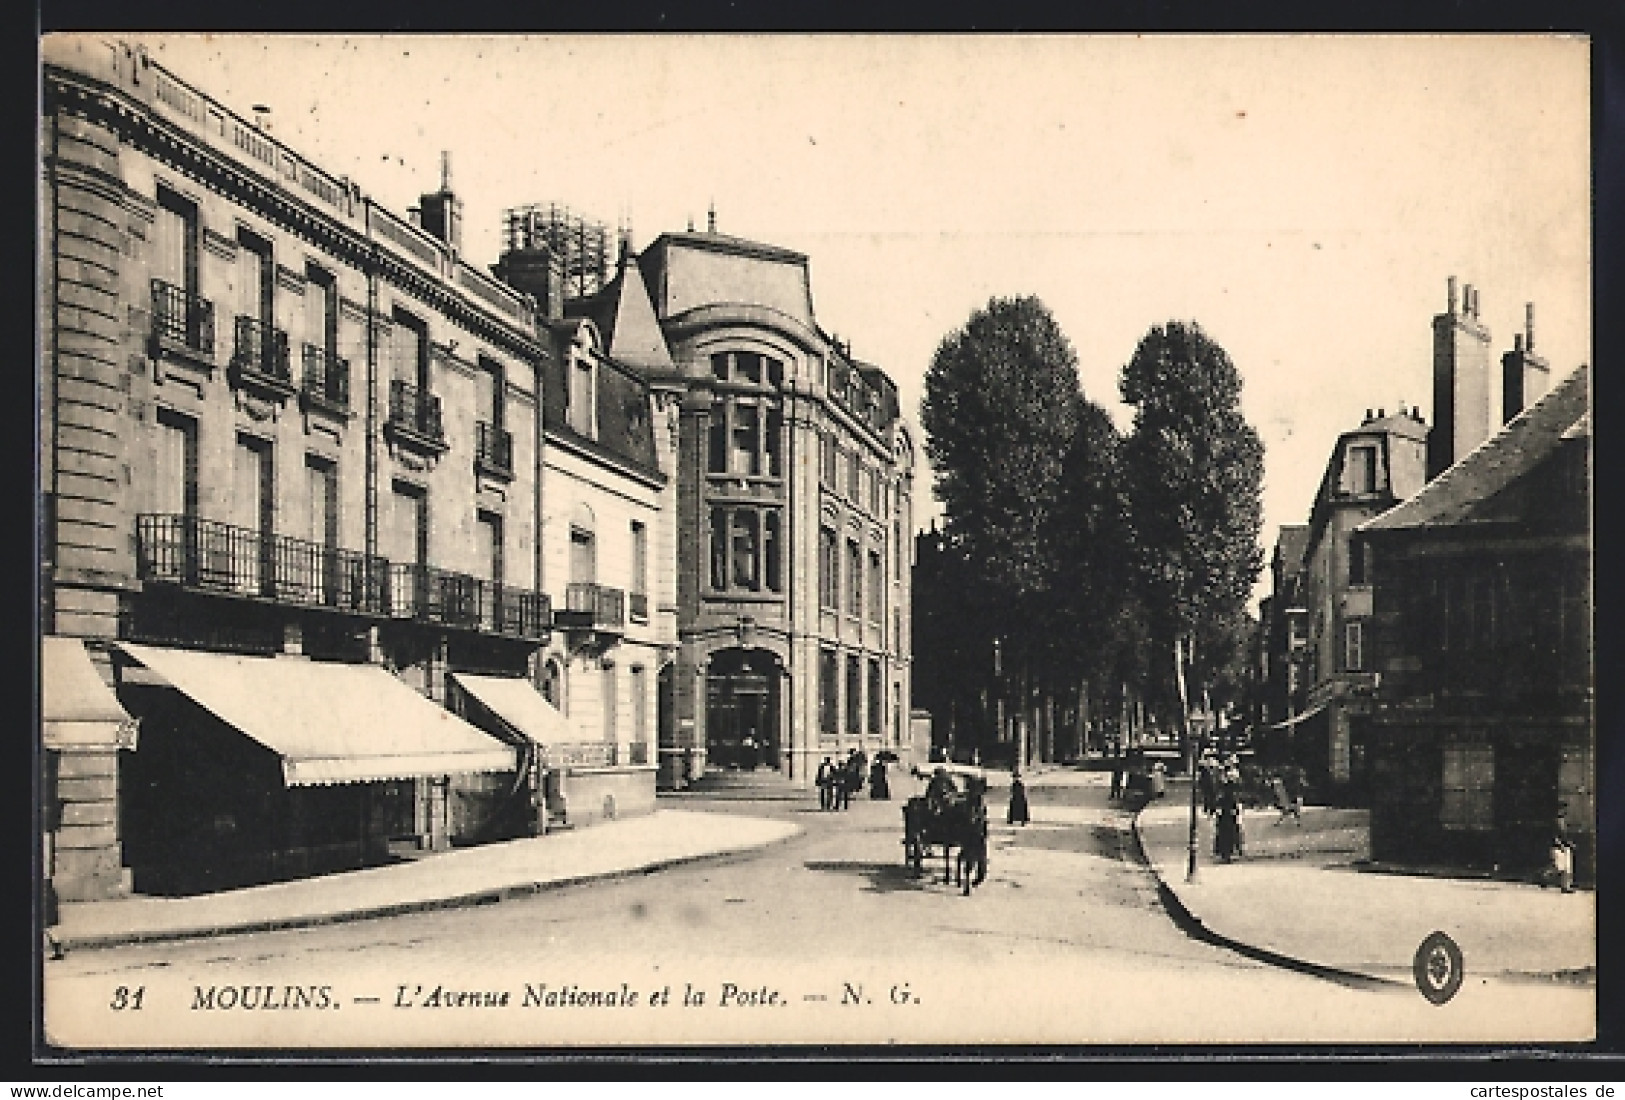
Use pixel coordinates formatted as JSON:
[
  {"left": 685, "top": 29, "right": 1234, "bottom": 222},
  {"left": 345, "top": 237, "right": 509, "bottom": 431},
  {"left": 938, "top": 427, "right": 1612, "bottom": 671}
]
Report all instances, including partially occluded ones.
[{"left": 705, "top": 647, "right": 782, "bottom": 771}]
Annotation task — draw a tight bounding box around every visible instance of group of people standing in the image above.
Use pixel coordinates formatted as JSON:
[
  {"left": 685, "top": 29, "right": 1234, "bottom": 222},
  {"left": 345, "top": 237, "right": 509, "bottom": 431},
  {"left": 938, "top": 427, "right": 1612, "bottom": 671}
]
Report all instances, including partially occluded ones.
[{"left": 817, "top": 749, "right": 890, "bottom": 810}]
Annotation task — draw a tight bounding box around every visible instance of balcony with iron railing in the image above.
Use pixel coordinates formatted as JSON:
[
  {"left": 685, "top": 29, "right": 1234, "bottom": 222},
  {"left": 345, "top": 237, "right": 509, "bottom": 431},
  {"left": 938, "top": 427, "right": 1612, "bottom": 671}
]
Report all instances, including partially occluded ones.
[
  {"left": 475, "top": 420, "right": 514, "bottom": 480},
  {"left": 558, "top": 582, "right": 626, "bottom": 636},
  {"left": 386, "top": 563, "right": 550, "bottom": 641},
  {"left": 386, "top": 379, "right": 447, "bottom": 453},
  {"left": 149, "top": 279, "right": 215, "bottom": 363},
  {"left": 136, "top": 514, "right": 389, "bottom": 614},
  {"left": 628, "top": 591, "right": 649, "bottom": 624},
  {"left": 301, "top": 345, "right": 351, "bottom": 415},
  {"left": 229, "top": 315, "right": 294, "bottom": 396}
]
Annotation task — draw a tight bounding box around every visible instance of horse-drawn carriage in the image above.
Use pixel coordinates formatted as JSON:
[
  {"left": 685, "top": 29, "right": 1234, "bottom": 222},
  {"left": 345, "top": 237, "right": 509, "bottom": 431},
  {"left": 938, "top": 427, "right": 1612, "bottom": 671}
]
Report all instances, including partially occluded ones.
[{"left": 902, "top": 765, "right": 989, "bottom": 895}]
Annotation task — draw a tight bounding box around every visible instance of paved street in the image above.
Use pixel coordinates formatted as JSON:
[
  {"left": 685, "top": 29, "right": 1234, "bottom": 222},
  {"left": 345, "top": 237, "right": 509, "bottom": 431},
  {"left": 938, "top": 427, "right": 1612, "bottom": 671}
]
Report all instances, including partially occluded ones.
[{"left": 44, "top": 771, "right": 1592, "bottom": 1048}]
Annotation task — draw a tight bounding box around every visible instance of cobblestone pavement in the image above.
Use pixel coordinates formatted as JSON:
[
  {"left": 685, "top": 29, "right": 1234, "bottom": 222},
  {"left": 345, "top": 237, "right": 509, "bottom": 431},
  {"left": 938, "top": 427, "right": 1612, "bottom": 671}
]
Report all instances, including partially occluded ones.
[{"left": 43, "top": 771, "right": 1592, "bottom": 1048}]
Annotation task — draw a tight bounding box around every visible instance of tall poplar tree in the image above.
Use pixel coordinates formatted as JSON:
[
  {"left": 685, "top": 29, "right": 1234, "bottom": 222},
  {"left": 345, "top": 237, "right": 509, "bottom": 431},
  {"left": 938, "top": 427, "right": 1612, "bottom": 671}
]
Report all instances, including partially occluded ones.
[
  {"left": 1119, "top": 321, "right": 1265, "bottom": 753},
  {"left": 920, "top": 296, "right": 1082, "bottom": 759}
]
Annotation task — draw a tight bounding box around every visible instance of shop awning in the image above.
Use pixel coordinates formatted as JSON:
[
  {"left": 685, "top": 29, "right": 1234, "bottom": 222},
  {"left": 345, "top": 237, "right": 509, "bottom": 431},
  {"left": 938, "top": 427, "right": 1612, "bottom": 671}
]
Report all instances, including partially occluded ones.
[
  {"left": 42, "top": 637, "right": 139, "bottom": 750},
  {"left": 114, "top": 643, "right": 516, "bottom": 786},
  {"left": 449, "top": 673, "right": 571, "bottom": 745}
]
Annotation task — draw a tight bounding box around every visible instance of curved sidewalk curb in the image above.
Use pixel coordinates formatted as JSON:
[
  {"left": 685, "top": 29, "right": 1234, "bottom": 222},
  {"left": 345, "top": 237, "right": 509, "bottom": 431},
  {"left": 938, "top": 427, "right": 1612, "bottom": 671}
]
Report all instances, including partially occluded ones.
[
  {"left": 50, "top": 820, "right": 803, "bottom": 955},
  {"left": 1128, "top": 803, "right": 1401, "bottom": 992}
]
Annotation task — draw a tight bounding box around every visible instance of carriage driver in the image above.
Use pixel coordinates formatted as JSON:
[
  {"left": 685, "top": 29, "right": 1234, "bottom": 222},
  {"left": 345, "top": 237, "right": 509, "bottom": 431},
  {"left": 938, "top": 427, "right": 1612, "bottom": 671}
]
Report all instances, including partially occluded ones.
[{"left": 925, "top": 766, "right": 957, "bottom": 817}]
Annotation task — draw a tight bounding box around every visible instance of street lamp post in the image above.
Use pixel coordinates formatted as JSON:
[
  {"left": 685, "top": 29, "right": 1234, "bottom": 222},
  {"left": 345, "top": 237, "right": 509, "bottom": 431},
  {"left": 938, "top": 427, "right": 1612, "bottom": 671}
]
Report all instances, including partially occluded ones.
[
  {"left": 1186, "top": 718, "right": 1201, "bottom": 882},
  {"left": 993, "top": 637, "right": 1009, "bottom": 777}
]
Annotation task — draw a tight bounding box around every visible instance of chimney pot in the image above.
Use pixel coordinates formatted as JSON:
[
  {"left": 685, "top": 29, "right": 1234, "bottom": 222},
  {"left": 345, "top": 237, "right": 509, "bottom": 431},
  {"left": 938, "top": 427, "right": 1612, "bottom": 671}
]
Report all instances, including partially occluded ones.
[
  {"left": 1364, "top": 408, "right": 1373, "bottom": 423},
  {"left": 1377, "top": 408, "right": 1385, "bottom": 420},
  {"left": 1525, "top": 302, "right": 1535, "bottom": 350},
  {"left": 1514, "top": 333, "right": 1523, "bottom": 353},
  {"left": 1447, "top": 276, "right": 1458, "bottom": 314}
]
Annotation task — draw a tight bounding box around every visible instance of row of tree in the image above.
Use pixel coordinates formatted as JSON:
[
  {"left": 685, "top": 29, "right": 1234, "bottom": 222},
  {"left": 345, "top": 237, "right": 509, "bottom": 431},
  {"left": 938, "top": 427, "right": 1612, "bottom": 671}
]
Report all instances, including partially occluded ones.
[{"left": 915, "top": 296, "right": 1264, "bottom": 764}]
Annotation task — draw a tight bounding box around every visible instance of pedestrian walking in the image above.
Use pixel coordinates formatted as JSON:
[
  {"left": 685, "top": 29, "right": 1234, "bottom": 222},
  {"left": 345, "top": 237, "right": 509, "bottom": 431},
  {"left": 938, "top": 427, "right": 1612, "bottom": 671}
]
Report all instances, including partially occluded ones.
[
  {"left": 1549, "top": 803, "right": 1575, "bottom": 893},
  {"left": 1199, "top": 756, "right": 1218, "bottom": 816},
  {"left": 1109, "top": 749, "right": 1124, "bottom": 801},
  {"left": 1214, "top": 780, "right": 1243, "bottom": 862},
  {"left": 1149, "top": 761, "right": 1167, "bottom": 799},
  {"left": 1007, "top": 773, "right": 1030, "bottom": 825},
  {"left": 816, "top": 755, "right": 835, "bottom": 811},
  {"left": 868, "top": 757, "right": 891, "bottom": 800}
]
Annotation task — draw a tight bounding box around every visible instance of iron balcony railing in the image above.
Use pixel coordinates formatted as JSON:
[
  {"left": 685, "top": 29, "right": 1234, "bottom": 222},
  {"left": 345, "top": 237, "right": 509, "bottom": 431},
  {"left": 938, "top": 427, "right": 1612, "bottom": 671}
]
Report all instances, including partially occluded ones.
[
  {"left": 388, "top": 379, "right": 444, "bottom": 442},
  {"left": 301, "top": 345, "right": 351, "bottom": 412},
  {"left": 563, "top": 582, "right": 625, "bottom": 632},
  {"left": 150, "top": 279, "right": 215, "bottom": 357},
  {"left": 475, "top": 420, "right": 514, "bottom": 478},
  {"left": 231, "top": 315, "right": 293, "bottom": 385},
  {"left": 136, "top": 514, "right": 389, "bottom": 613},
  {"left": 387, "top": 563, "right": 550, "bottom": 641},
  {"left": 628, "top": 591, "right": 649, "bottom": 623}
]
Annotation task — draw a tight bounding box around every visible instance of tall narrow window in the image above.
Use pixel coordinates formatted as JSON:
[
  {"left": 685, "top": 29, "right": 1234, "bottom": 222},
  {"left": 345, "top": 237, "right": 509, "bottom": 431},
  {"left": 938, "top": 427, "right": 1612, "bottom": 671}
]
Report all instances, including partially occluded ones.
[
  {"left": 867, "top": 658, "right": 882, "bottom": 736},
  {"left": 764, "top": 511, "right": 782, "bottom": 593},
  {"left": 152, "top": 189, "right": 207, "bottom": 351},
  {"left": 304, "top": 263, "right": 338, "bottom": 356},
  {"left": 392, "top": 308, "right": 428, "bottom": 389},
  {"left": 868, "top": 549, "right": 883, "bottom": 622},
  {"left": 305, "top": 456, "right": 338, "bottom": 604},
  {"left": 570, "top": 526, "right": 597, "bottom": 585},
  {"left": 233, "top": 435, "right": 273, "bottom": 594},
  {"left": 818, "top": 527, "right": 838, "bottom": 610},
  {"left": 602, "top": 664, "right": 618, "bottom": 747},
  {"left": 847, "top": 538, "right": 862, "bottom": 616},
  {"left": 765, "top": 406, "right": 783, "bottom": 478},
  {"left": 477, "top": 511, "right": 503, "bottom": 584},
  {"left": 819, "top": 649, "right": 838, "bottom": 735},
  {"left": 894, "top": 520, "right": 903, "bottom": 580},
  {"left": 1344, "top": 620, "right": 1364, "bottom": 672},
  {"left": 845, "top": 654, "right": 862, "bottom": 735},
  {"left": 710, "top": 508, "right": 729, "bottom": 591},
  {"left": 570, "top": 351, "right": 596, "bottom": 438},
  {"left": 732, "top": 402, "right": 761, "bottom": 476},
  {"left": 391, "top": 482, "right": 428, "bottom": 566},
  {"left": 631, "top": 520, "right": 648, "bottom": 599},
  {"left": 630, "top": 666, "right": 648, "bottom": 750},
  {"left": 153, "top": 187, "right": 198, "bottom": 295},
  {"left": 154, "top": 408, "right": 198, "bottom": 519},
  {"left": 236, "top": 228, "right": 273, "bottom": 324},
  {"left": 732, "top": 510, "right": 760, "bottom": 591},
  {"left": 708, "top": 400, "right": 727, "bottom": 473}
]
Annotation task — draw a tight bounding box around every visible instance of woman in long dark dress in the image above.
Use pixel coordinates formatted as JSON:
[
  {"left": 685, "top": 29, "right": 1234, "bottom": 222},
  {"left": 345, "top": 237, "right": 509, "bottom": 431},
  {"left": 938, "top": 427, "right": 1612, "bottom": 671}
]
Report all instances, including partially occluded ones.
[
  {"left": 1007, "top": 774, "right": 1030, "bottom": 825},
  {"left": 869, "top": 758, "right": 890, "bottom": 799},
  {"left": 1214, "top": 780, "right": 1243, "bottom": 861}
]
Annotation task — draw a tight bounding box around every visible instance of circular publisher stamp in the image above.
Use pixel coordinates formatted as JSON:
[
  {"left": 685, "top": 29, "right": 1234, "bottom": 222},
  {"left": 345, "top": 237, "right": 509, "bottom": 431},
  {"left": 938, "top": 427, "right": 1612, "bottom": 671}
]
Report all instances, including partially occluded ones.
[{"left": 1413, "top": 930, "right": 1465, "bottom": 1005}]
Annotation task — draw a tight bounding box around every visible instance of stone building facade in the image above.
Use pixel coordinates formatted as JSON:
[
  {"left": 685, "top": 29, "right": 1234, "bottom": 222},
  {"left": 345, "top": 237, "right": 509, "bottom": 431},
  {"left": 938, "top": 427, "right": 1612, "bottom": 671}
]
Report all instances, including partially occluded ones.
[
  {"left": 39, "top": 39, "right": 666, "bottom": 903},
  {"left": 502, "top": 223, "right": 916, "bottom": 787}
]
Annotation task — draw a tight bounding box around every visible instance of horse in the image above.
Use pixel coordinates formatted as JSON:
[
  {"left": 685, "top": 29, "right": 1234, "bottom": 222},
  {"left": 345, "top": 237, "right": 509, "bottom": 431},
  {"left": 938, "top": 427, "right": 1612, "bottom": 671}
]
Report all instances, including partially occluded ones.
[{"left": 902, "top": 774, "right": 989, "bottom": 895}]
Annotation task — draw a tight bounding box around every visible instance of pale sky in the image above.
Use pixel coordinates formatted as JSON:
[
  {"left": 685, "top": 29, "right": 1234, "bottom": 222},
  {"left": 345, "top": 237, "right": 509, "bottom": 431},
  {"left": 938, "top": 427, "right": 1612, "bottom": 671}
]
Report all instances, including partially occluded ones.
[{"left": 107, "top": 34, "right": 1591, "bottom": 606}]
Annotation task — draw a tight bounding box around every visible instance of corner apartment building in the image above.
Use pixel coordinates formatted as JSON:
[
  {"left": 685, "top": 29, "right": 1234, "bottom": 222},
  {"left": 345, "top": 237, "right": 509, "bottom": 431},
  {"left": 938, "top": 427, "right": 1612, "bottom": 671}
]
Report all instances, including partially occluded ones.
[
  {"left": 40, "top": 39, "right": 668, "bottom": 903},
  {"left": 497, "top": 218, "right": 916, "bottom": 787}
]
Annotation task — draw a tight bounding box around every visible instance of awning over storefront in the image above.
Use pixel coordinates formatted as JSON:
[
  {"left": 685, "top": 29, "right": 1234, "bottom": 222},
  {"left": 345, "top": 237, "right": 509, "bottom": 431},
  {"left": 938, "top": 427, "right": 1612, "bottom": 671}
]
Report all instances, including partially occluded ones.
[
  {"left": 42, "top": 637, "right": 139, "bottom": 751},
  {"left": 114, "top": 643, "right": 516, "bottom": 786},
  {"left": 1270, "top": 702, "right": 1329, "bottom": 730},
  {"left": 449, "top": 673, "right": 571, "bottom": 745}
]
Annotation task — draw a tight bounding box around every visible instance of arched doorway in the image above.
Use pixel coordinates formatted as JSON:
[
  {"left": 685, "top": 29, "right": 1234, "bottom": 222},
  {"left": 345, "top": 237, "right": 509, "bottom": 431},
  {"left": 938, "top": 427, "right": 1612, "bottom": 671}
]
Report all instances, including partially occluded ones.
[{"left": 705, "top": 647, "right": 782, "bottom": 772}]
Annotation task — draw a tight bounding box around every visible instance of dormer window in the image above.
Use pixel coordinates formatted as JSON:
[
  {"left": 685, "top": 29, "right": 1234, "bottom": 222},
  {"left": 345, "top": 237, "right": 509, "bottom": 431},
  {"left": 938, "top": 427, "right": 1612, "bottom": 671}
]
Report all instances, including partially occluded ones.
[
  {"left": 569, "top": 340, "right": 597, "bottom": 440},
  {"left": 1348, "top": 444, "right": 1379, "bottom": 495}
]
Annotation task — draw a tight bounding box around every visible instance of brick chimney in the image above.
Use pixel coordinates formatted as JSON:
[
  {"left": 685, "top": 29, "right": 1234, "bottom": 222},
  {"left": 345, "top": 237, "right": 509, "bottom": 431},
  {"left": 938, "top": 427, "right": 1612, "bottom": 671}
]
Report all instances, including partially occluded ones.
[
  {"left": 418, "top": 151, "right": 463, "bottom": 256},
  {"left": 1500, "top": 301, "right": 1551, "bottom": 424},
  {"left": 1427, "top": 276, "right": 1493, "bottom": 481}
]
